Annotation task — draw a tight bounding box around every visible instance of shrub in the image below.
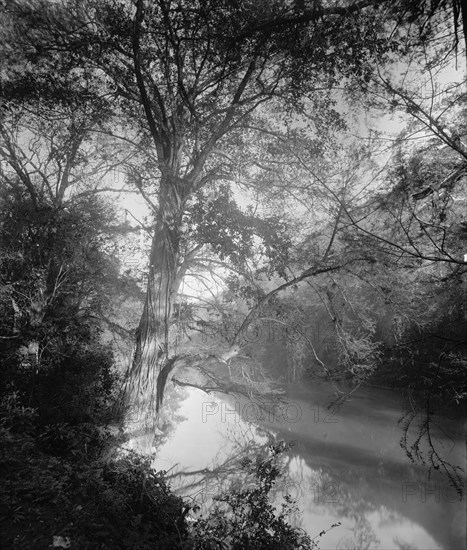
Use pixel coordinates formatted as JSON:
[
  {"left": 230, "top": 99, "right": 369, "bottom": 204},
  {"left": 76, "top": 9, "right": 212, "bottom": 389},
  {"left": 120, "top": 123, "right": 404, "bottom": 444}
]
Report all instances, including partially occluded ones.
[{"left": 188, "top": 442, "right": 317, "bottom": 550}]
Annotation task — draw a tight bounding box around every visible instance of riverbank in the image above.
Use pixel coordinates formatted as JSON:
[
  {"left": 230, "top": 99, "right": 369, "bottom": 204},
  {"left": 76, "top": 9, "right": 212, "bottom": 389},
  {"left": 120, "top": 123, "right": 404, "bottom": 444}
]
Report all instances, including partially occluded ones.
[{"left": 0, "top": 344, "right": 322, "bottom": 549}]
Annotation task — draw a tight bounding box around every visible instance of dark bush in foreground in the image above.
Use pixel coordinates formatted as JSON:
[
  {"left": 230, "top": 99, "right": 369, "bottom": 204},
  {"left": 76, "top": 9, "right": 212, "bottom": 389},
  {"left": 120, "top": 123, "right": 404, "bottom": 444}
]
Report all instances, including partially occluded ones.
[
  {"left": 0, "top": 394, "right": 187, "bottom": 549},
  {"left": 1, "top": 363, "right": 318, "bottom": 549}
]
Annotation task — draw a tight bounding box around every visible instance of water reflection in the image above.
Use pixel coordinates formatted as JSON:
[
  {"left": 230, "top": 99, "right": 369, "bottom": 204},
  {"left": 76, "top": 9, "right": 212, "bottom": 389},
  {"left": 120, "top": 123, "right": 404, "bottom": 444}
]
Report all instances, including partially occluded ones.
[{"left": 146, "top": 382, "right": 465, "bottom": 550}]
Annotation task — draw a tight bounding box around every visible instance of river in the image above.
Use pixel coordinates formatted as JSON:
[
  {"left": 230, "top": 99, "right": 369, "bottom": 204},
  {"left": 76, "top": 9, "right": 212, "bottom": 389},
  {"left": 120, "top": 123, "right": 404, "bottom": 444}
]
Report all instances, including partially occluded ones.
[{"left": 130, "top": 378, "right": 466, "bottom": 549}]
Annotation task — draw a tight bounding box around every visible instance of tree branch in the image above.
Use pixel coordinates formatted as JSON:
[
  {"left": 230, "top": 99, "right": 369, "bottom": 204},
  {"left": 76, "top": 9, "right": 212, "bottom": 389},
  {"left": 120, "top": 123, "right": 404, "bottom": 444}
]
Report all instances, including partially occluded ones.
[{"left": 237, "top": 0, "right": 376, "bottom": 39}]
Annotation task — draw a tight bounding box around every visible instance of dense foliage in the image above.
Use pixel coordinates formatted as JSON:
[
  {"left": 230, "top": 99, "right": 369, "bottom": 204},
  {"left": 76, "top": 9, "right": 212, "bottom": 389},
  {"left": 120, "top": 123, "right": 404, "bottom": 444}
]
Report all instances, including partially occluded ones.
[
  {"left": 0, "top": 122, "right": 315, "bottom": 549},
  {"left": 1, "top": 1, "right": 466, "bottom": 547},
  {"left": 0, "top": 383, "right": 316, "bottom": 549}
]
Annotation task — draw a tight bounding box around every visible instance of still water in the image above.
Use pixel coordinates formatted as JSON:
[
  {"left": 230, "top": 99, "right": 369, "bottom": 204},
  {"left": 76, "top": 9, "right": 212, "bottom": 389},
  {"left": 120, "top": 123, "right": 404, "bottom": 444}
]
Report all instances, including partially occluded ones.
[{"left": 132, "top": 380, "right": 466, "bottom": 549}]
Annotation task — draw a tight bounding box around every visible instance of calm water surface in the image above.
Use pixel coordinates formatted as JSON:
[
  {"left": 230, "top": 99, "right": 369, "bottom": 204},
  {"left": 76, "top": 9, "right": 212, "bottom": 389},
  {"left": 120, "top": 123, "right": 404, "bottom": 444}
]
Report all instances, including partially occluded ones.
[{"left": 132, "top": 379, "right": 466, "bottom": 549}]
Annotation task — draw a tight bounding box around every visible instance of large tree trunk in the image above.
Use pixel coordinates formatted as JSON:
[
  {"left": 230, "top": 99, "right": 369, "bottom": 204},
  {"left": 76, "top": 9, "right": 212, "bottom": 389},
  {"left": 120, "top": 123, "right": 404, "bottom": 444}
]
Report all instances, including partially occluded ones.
[{"left": 124, "top": 177, "right": 184, "bottom": 427}]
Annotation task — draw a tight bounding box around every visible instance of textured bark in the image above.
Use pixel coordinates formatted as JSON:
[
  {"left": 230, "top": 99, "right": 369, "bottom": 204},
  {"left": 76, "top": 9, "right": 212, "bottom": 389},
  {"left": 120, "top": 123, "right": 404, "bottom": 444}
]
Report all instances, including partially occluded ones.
[
  {"left": 122, "top": 0, "right": 291, "bottom": 425},
  {"left": 124, "top": 174, "right": 185, "bottom": 424}
]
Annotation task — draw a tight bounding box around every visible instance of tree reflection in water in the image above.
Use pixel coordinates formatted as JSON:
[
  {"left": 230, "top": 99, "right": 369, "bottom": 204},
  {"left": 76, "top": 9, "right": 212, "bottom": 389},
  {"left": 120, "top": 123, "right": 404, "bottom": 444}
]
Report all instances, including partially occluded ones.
[
  {"left": 162, "top": 422, "right": 274, "bottom": 511},
  {"left": 145, "top": 382, "right": 464, "bottom": 549},
  {"left": 399, "top": 390, "right": 465, "bottom": 499}
]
